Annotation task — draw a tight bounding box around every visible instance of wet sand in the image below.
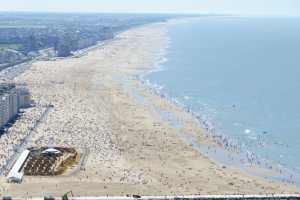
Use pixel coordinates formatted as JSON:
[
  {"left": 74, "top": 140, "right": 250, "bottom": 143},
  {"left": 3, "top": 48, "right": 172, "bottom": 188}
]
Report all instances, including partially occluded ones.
[{"left": 0, "top": 20, "right": 299, "bottom": 197}]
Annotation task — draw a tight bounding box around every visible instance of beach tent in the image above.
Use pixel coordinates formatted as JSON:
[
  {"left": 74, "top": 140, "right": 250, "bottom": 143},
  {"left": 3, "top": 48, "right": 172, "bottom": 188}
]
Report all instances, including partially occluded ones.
[{"left": 42, "top": 148, "right": 62, "bottom": 155}]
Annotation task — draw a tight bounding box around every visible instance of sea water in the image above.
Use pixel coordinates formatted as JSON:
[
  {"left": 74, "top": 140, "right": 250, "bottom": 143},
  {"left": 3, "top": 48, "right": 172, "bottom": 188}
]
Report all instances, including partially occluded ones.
[{"left": 144, "top": 16, "right": 300, "bottom": 184}]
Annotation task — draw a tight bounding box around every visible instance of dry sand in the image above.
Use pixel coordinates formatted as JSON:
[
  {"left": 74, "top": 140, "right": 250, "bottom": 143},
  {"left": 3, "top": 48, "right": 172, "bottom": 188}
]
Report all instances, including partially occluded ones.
[{"left": 0, "top": 20, "right": 299, "bottom": 197}]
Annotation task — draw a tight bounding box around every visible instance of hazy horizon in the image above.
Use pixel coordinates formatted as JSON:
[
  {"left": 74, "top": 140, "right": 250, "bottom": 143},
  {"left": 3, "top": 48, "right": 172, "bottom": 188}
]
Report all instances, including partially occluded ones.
[{"left": 1, "top": 0, "right": 300, "bottom": 16}]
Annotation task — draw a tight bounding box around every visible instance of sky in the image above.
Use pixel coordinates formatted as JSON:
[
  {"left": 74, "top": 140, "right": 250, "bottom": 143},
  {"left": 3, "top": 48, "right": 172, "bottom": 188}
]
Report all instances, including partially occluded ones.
[{"left": 0, "top": 0, "right": 300, "bottom": 16}]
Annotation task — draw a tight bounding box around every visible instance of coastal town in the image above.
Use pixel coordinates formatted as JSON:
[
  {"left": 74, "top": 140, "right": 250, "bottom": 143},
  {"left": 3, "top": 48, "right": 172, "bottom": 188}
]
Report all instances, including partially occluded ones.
[{"left": 0, "top": 12, "right": 299, "bottom": 199}]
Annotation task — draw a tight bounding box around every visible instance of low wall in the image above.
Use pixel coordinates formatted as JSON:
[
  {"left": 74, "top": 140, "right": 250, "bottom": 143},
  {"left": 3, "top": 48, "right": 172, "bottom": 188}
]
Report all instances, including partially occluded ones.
[{"left": 4, "top": 194, "right": 300, "bottom": 200}]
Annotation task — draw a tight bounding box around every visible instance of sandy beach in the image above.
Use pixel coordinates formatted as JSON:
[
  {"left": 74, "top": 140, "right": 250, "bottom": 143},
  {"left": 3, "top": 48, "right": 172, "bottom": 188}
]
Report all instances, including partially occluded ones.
[{"left": 0, "top": 20, "right": 299, "bottom": 197}]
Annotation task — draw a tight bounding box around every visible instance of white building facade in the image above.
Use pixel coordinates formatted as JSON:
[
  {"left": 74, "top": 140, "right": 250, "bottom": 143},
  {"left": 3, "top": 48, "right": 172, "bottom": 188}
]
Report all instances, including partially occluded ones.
[{"left": 0, "top": 83, "right": 31, "bottom": 128}]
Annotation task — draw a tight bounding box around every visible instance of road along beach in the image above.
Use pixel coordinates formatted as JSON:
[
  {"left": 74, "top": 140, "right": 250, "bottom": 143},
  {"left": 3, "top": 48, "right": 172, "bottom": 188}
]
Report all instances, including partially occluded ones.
[{"left": 0, "top": 19, "right": 299, "bottom": 197}]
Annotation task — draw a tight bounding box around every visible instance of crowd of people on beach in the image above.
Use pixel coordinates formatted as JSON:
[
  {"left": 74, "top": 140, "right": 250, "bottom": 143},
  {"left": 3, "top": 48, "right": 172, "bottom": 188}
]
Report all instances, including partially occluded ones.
[
  {"left": 193, "top": 107, "right": 299, "bottom": 185},
  {"left": 26, "top": 91, "right": 122, "bottom": 169},
  {"left": 0, "top": 106, "right": 45, "bottom": 174},
  {"left": 140, "top": 78, "right": 300, "bottom": 186}
]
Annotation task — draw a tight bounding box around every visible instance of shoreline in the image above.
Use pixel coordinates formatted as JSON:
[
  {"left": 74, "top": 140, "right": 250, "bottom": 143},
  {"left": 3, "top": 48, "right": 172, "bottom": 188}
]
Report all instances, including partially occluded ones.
[
  {"left": 0, "top": 19, "right": 299, "bottom": 197},
  {"left": 109, "top": 18, "right": 300, "bottom": 189},
  {"left": 129, "top": 18, "right": 300, "bottom": 187},
  {"left": 137, "top": 73, "right": 300, "bottom": 186}
]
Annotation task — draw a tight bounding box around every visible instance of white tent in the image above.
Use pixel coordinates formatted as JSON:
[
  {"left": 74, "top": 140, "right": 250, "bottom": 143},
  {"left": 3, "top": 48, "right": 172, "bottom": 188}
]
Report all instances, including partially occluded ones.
[{"left": 42, "top": 148, "right": 62, "bottom": 155}]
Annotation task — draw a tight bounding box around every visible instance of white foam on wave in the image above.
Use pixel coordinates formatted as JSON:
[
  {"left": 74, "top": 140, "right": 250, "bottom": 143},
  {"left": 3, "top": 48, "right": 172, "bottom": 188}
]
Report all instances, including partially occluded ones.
[
  {"left": 247, "top": 135, "right": 257, "bottom": 140},
  {"left": 183, "top": 95, "right": 191, "bottom": 100},
  {"left": 139, "top": 36, "right": 170, "bottom": 80},
  {"left": 244, "top": 129, "right": 251, "bottom": 134}
]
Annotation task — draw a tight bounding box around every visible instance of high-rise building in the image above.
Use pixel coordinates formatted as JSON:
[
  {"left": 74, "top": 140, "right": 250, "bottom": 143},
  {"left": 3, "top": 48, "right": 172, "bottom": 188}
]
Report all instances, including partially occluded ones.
[
  {"left": 9, "top": 88, "right": 18, "bottom": 120},
  {"left": 17, "top": 87, "right": 31, "bottom": 108},
  {"left": 0, "top": 83, "right": 31, "bottom": 128},
  {"left": 0, "top": 94, "right": 10, "bottom": 127}
]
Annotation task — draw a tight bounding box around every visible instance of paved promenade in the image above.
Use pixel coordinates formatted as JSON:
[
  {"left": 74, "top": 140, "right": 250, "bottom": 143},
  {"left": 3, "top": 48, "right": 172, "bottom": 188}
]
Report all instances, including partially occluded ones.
[{"left": 4, "top": 194, "right": 300, "bottom": 200}]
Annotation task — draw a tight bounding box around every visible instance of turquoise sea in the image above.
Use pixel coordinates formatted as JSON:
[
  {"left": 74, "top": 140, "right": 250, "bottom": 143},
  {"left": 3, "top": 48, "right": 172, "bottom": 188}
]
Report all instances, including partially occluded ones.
[{"left": 144, "top": 16, "right": 300, "bottom": 185}]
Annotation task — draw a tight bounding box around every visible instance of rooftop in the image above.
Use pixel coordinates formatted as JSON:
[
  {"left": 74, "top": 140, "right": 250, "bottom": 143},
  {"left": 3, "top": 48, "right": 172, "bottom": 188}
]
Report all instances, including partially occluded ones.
[{"left": 0, "top": 83, "right": 16, "bottom": 96}]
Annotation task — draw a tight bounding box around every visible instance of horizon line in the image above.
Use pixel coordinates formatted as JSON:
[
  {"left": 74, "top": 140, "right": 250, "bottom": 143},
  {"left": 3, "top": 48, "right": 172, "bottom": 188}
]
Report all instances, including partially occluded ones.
[{"left": 0, "top": 10, "right": 299, "bottom": 18}]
